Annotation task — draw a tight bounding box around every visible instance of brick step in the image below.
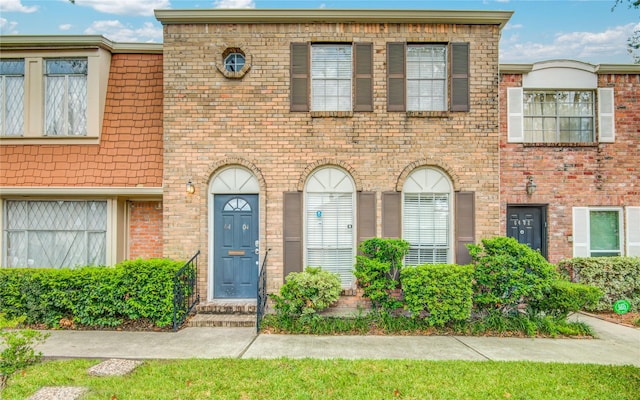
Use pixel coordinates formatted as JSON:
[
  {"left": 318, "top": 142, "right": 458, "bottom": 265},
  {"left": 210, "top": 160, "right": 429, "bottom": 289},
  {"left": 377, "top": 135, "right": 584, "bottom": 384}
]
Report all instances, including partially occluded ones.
[
  {"left": 195, "top": 300, "right": 257, "bottom": 315},
  {"left": 187, "top": 313, "right": 256, "bottom": 328}
]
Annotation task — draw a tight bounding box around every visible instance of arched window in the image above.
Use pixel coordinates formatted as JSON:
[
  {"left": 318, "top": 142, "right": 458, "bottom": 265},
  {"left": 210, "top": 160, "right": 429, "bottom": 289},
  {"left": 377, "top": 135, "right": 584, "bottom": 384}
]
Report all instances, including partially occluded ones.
[
  {"left": 403, "top": 167, "right": 453, "bottom": 265},
  {"left": 305, "top": 167, "right": 356, "bottom": 287}
]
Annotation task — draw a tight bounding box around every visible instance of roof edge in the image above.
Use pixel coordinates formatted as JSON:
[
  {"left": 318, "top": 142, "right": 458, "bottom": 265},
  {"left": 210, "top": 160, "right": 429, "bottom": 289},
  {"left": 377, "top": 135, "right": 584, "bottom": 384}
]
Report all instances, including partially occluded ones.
[
  {"left": 0, "top": 35, "right": 163, "bottom": 54},
  {"left": 500, "top": 62, "right": 640, "bottom": 74},
  {"left": 154, "top": 9, "right": 514, "bottom": 29},
  {"left": 0, "top": 186, "right": 164, "bottom": 197}
]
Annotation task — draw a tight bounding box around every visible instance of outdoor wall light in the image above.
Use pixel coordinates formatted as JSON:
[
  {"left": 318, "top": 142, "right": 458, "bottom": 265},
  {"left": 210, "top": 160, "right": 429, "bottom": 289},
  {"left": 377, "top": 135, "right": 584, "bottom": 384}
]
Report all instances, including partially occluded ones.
[
  {"left": 186, "top": 179, "right": 195, "bottom": 194},
  {"left": 526, "top": 176, "right": 537, "bottom": 195}
]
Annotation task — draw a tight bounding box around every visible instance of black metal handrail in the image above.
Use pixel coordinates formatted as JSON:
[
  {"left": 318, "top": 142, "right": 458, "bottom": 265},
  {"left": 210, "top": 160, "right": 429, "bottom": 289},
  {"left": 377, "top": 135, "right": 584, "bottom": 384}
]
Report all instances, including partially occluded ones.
[
  {"left": 256, "top": 248, "right": 270, "bottom": 333},
  {"left": 173, "top": 250, "right": 200, "bottom": 331}
]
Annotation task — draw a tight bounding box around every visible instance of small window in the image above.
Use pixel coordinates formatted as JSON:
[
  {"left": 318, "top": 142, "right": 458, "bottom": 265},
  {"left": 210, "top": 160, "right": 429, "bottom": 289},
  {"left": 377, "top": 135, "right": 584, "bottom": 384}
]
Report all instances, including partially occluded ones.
[
  {"left": 589, "top": 210, "right": 621, "bottom": 257},
  {"left": 0, "top": 59, "right": 25, "bottom": 137},
  {"left": 523, "top": 90, "right": 594, "bottom": 143},
  {"left": 224, "top": 53, "right": 245, "bottom": 72},
  {"left": 44, "top": 58, "right": 88, "bottom": 136}
]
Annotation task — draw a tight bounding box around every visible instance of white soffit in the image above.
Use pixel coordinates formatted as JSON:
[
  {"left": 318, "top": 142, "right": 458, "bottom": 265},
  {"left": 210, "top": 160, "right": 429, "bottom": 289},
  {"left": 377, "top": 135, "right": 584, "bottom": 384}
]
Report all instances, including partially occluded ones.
[{"left": 523, "top": 60, "right": 597, "bottom": 89}]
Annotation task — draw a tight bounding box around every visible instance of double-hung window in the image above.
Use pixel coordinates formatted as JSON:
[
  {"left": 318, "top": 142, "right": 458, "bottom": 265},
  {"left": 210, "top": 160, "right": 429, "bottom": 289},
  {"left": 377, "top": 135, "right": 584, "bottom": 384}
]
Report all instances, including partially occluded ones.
[
  {"left": 523, "top": 91, "right": 594, "bottom": 143},
  {"left": 311, "top": 45, "right": 352, "bottom": 111},
  {"left": 290, "top": 42, "right": 373, "bottom": 112},
  {"left": 406, "top": 45, "right": 447, "bottom": 111},
  {"left": 0, "top": 59, "right": 25, "bottom": 137},
  {"left": 388, "top": 42, "right": 469, "bottom": 112},
  {"left": 3, "top": 200, "right": 107, "bottom": 268},
  {"left": 45, "top": 59, "right": 88, "bottom": 136}
]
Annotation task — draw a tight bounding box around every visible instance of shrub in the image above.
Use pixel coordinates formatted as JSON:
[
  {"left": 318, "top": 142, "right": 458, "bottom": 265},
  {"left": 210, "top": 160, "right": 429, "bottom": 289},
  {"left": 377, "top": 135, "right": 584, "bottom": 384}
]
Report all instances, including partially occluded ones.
[
  {"left": 469, "top": 236, "right": 557, "bottom": 315},
  {"left": 557, "top": 257, "right": 640, "bottom": 311},
  {"left": 354, "top": 238, "right": 409, "bottom": 312},
  {"left": 401, "top": 264, "right": 474, "bottom": 326},
  {"left": 530, "top": 280, "right": 603, "bottom": 318},
  {"left": 270, "top": 267, "right": 342, "bottom": 320},
  {"left": 0, "top": 314, "right": 49, "bottom": 390},
  {"left": 0, "top": 259, "right": 184, "bottom": 328}
]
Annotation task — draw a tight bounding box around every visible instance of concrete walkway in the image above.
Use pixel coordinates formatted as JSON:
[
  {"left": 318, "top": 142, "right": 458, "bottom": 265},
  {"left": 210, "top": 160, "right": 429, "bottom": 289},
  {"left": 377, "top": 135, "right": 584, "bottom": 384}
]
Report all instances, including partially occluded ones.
[{"left": 36, "top": 313, "right": 640, "bottom": 366}]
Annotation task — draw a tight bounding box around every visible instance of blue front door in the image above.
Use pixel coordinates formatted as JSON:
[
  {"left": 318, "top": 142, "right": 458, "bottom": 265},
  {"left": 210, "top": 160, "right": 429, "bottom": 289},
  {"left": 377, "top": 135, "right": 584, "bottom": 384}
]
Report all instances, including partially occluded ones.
[{"left": 213, "top": 194, "right": 259, "bottom": 298}]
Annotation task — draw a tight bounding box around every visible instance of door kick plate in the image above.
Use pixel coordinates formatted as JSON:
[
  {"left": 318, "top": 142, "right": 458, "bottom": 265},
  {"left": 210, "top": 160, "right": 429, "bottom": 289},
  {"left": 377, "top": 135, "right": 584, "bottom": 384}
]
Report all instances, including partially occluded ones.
[{"left": 228, "top": 250, "right": 246, "bottom": 256}]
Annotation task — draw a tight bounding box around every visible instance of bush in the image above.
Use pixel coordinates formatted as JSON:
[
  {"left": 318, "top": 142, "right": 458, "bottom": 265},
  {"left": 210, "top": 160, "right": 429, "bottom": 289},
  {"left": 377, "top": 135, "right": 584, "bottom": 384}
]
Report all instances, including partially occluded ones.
[
  {"left": 0, "top": 314, "right": 49, "bottom": 390},
  {"left": 401, "top": 264, "right": 474, "bottom": 326},
  {"left": 558, "top": 257, "right": 640, "bottom": 311},
  {"left": 469, "top": 237, "right": 557, "bottom": 315},
  {"left": 530, "top": 280, "right": 603, "bottom": 318},
  {"left": 270, "top": 267, "right": 341, "bottom": 320},
  {"left": 354, "top": 238, "right": 409, "bottom": 312},
  {"left": 0, "top": 259, "right": 184, "bottom": 328}
]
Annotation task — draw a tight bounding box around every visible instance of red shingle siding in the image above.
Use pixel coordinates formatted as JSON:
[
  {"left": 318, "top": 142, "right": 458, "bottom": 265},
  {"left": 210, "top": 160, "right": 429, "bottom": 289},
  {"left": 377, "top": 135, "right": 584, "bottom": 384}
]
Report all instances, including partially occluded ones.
[
  {"left": 128, "top": 201, "right": 163, "bottom": 259},
  {"left": 0, "top": 53, "right": 163, "bottom": 187}
]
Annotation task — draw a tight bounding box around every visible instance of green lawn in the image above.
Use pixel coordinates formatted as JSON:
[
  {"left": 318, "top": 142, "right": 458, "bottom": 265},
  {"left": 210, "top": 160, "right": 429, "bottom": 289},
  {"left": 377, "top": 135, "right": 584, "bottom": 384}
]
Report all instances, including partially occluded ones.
[{"left": 3, "top": 358, "right": 639, "bottom": 399}]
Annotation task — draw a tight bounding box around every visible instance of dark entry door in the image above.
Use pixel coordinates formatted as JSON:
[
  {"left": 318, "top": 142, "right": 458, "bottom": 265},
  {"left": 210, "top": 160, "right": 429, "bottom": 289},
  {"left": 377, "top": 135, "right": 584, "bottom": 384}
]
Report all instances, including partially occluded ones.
[
  {"left": 506, "top": 205, "right": 547, "bottom": 259},
  {"left": 214, "top": 194, "right": 259, "bottom": 298}
]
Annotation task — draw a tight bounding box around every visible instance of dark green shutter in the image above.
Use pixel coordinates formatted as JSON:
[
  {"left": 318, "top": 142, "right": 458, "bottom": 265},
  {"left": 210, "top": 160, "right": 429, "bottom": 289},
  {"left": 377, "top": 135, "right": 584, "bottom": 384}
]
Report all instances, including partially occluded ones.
[
  {"left": 455, "top": 191, "right": 475, "bottom": 264},
  {"left": 354, "top": 43, "right": 373, "bottom": 112},
  {"left": 387, "top": 43, "right": 405, "bottom": 112},
  {"left": 290, "top": 43, "right": 309, "bottom": 112},
  {"left": 357, "top": 192, "right": 376, "bottom": 245},
  {"left": 283, "top": 191, "right": 303, "bottom": 279},
  {"left": 382, "top": 191, "right": 401, "bottom": 238},
  {"left": 451, "top": 42, "right": 470, "bottom": 112}
]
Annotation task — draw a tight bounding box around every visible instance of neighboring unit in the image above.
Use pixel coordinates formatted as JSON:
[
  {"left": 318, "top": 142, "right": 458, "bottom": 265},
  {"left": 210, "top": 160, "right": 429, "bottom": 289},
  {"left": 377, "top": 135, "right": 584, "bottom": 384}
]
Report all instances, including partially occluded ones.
[{"left": 499, "top": 60, "right": 640, "bottom": 263}]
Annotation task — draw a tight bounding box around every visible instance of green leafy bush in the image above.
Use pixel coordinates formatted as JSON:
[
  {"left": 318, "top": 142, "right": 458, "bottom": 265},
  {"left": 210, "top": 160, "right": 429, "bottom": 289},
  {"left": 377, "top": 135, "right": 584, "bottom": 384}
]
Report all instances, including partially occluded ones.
[
  {"left": 557, "top": 257, "right": 640, "bottom": 311},
  {"left": 354, "top": 238, "right": 409, "bottom": 312},
  {"left": 0, "top": 259, "right": 184, "bottom": 328},
  {"left": 530, "top": 280, "right": 603, "bottom": 318},
  {"left": 0, "top": 314, "right": 49, "bottom": 390},
  {"left": 270, "top": 267, "right": 341, "bottom": 320},
  {"left": 469, "top": 237, "right": 557, "bottom": 315},
  {"left": 401, "top": 264, "right": 474, "bottom": 326}
]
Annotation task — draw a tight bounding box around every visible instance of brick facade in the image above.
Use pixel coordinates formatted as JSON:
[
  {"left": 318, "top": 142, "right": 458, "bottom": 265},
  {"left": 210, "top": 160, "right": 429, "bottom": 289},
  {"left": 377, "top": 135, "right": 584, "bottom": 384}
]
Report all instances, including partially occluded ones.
[
  {"left": 160, "top": 16, "right": 505, "bottom": 300},
  {"left": 499, "top": 71, "right": 640, "bottom": 263},
  {"left": 129, "top": 201, "right": 163, "bottom": 259}
]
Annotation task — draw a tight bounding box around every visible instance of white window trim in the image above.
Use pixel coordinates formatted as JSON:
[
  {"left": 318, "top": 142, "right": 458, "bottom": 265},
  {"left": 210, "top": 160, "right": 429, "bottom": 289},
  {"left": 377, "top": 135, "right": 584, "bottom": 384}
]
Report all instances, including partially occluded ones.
[
  {"left": 573, "top": 207, "right": 624, "bottom": 257},
  {"left": 402, "top": 167, "right": 454, "bottom": 265},
  {"left": 406, "top": 44, "right": 448, "bottom": 112},
  {"left": 303, "top": 167, "right": 356, "bottom": 288},
  {"left": 0, "top": 48, "right": 111, "bottom": 145},
  {"left": 626, "top": 207, "right": 640, "bottom": 257}
]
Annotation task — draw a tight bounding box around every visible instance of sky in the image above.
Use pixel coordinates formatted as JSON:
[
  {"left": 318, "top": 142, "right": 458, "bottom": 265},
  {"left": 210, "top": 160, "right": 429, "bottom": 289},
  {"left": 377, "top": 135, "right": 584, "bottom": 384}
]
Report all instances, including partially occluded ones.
[{"left": 1, "top": 0, "right": 639, "bottom": 64}]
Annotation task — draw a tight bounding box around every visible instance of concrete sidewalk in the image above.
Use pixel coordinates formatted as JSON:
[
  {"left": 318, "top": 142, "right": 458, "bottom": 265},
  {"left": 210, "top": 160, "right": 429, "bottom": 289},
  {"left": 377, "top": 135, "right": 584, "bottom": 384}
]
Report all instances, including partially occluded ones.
[{"left": 36, "top": 313, "right": 640, "bottom": 366}]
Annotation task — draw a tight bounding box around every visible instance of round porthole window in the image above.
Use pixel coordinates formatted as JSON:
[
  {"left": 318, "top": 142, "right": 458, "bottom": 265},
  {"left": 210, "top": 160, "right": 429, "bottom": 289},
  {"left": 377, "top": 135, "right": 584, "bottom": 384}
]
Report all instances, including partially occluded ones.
[{"left": 224, "top": 53, "right": 245, "bottom": 72}]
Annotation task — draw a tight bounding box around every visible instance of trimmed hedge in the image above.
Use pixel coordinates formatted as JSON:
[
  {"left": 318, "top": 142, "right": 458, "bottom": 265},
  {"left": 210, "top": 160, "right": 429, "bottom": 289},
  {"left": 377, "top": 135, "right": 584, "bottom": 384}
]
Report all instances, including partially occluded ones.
[
  {"left": 558, "top": 257, "right": 640, "bottom": 311},
  {"left": 271, "top": 267, "right": 342, "bottom": 319},
  {"left": 0, "top": 259, "right": 184, "bottom": 328},
  {"left": 401, "top": 264, "right": 474, "bottom": 326},
  {"left": 530, "top": 280, "right": 604, "bottom": 318}
]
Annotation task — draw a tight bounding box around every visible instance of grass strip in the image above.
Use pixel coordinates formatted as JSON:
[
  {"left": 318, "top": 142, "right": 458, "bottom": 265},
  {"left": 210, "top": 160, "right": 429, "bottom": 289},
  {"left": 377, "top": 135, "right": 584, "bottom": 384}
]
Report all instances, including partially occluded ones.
[{"left": 3, "top": 358, "right": 638, "bottom": 399}]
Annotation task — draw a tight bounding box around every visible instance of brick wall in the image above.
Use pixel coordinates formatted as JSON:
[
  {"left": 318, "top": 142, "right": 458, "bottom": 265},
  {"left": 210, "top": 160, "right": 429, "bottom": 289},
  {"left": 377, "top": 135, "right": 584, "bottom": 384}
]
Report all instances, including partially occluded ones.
[
  {"left": 128, "top": 201, "right": 163, "bottom": 259},
  {"left": 499, "top": 72, "right": 640, "bottom": 263},
  {"left": 162, "top": 22, "right": 503, "bottom": 300},
  {"left": 0, "top": 53, "right": 163, "bottom": 188}
]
